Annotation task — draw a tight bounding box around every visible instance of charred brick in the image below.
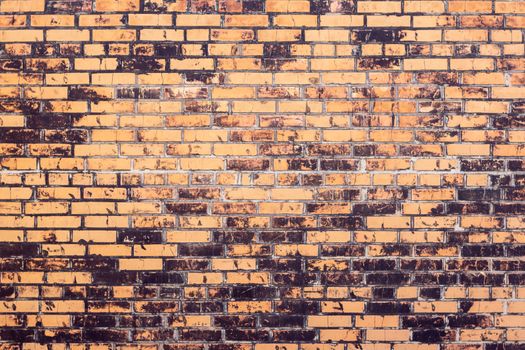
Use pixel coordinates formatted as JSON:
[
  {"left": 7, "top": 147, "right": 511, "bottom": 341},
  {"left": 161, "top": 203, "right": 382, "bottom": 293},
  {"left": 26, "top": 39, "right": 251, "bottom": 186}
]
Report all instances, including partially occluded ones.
[
  {"left": 275, "top": 272, "right": 317, "bottom": 286},
  {"left": 461, "top": 159, "right": 504, "bottom": 171},
  {"left": 260, "top": 315, "right": 304, "bottom": 327},
  {"left": 402, "top": 316, "right": 445, "bottom": 328},
  {"left": 353, "top": 203, "right": 396, "bottom": 215},
  {"left": 225, "top": 329, "right": 270, "bottom": 341},
  {"left": 141, "top": 272, "right": 184, "bottom": 284},
  {"left": 319, "top": 216, "right": 363, "bottom": 229},
  {"left": 462, "top": 245, "right": 504, "bottom": 257},
  {"left": 413, "top": 330, "right": 453, "bottom": 343},
  {"left": 366, "top": 272, "right": 409, "bottom": 285},
  {"left": 320, "top": 159, "right": 358, "bottom": 171},
  {"left": 272, "top": 330, "right": 316, "bottom": 342},
  {"left": 458, "top": 189, "right": 500, "bottom": 201},
  {"left": 165, "top": 202, "right": 208, "bottom": 214},
  {"left": 214, "top": 316, "right": 256, "bottom": 328},
  {"left": 263, "top": 44, "right": 291, "bottom": 58},
  {"left": 322, "top": 272, "right": 362, "bottom": 285},
  {"left": 83, "top": 329, "right": 129, "bottom": 342},
  {"left": 0, "top": 129, "right": 40, "bottom": 142},
  {"left": 213, "top": 231, "right": 255, "bottom": 243},
  {"left": 368, "top": 302, "right": 411, "bottom": 314},
  {"left": 92, "top": 272, "right": 138, "bottom": 285},
  {"left": 353, "top": 259, "right": 396, "bottom": 271},
  {"left": 448, "top": 202, "right": 490, "bottom": 215},
  {"left": 231, "top": 286, "right": 275, "bottom": 299},
  {"left": 178, "top": 244, "right": 223, "bottom": 256},
  {"left": 0, "top": 243, "right": 39, "bottom": 257},
  {"left": 354, "top": 29, "right": 404, "bottom": 43},
  {"left": 259, "top": 258, "right": 302, "bottom": 271}
]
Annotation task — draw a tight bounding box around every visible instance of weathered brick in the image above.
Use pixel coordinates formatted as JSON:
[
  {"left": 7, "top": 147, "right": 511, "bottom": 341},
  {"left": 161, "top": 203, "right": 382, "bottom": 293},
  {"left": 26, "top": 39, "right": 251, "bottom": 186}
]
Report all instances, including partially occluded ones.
[{"left": 0, "top": 0, "right": 521, "bottom": 348}]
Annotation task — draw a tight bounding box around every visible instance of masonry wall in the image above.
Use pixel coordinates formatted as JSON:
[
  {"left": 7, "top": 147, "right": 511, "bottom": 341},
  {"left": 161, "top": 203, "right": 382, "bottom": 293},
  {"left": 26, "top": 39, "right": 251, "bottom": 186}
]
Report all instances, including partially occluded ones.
[{"left": 0, "top": 0, "right": 524, "bottom": 348}]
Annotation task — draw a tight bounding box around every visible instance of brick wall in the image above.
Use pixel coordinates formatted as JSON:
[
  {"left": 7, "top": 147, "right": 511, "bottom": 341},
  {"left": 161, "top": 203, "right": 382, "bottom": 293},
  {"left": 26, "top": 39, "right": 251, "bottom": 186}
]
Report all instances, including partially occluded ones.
[{"left": 0, "top": 0, "right": 524, "bottom": 348}]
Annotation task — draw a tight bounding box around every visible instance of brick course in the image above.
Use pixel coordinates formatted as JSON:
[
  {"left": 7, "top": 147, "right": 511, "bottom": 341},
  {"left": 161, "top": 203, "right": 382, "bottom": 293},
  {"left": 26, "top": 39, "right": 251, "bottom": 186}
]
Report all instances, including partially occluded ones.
[{"left": 0, "top": 0, "right": 524, "bottom": 348}]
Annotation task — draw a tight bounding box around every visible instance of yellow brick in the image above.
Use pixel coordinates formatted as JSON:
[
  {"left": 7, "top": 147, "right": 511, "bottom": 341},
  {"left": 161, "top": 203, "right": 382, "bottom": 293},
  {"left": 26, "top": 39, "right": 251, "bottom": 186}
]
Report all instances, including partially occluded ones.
[
  {"left": 41, "top": 300, "right": 85, "bottom": 313},
  {"left": 129, "top": 14, "right": 172, "bottom": 26},
  {"left": 93, "top": 29, "right": 136, "bottom": 42},
  {"left": 187, "top": 272, "right": 223, "bottom": 284},
  {"left": 46, "top": 272, "right": 91, "bottom": 284},
  {"left": 358, "top": 1, "right": 401, "bottom": 13},
  {"left": 226, "top": 272, "right": 269, "bottom": 284},
  {"left": 0, "top": 30, "right": 43, "bottom": 42},
  {"left": 133, "top": 244, "right": 177, "bottom": 257},
  {"left": 95, "top": 0, "right": 139, "bottom": 11},
  {"left": 47, "top": 30, "right": 90, "bottom": 42},
  {"left": 119, "top": 259, "right": 163, "bottom": 270},
  {"left": 79, "top": 14, "right": 125, "bottom": 26},
  {"left": 320, "top": 329, "right": 360, "bottom": 342},
  {"left": 0, "top": 0, "right": 45, "bottom": 12},
  {"left": 308, "top": 316, "right": 352, "bottom": 327},
  {"left": 31, "top": 15, "right": 74, "bottom": 27}
]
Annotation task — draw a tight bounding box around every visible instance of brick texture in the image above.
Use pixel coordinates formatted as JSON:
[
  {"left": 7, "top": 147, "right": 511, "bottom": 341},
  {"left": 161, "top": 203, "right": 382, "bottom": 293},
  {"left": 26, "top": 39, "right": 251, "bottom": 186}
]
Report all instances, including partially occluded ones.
[{"left": 0, "top": 0, "right": 524, "bottom": 348}]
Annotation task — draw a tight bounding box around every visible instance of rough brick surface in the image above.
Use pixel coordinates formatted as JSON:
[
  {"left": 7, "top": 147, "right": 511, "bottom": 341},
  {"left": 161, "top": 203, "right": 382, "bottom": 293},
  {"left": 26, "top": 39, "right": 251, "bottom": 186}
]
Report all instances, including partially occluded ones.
[{"left": 0, "top": 0, "right": 524, "bottom": 348}]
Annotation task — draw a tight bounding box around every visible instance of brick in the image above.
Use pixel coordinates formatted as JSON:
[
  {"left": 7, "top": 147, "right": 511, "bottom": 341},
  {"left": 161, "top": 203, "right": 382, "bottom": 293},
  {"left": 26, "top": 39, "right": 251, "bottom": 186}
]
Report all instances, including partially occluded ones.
[
  {"left": 0, "top": 1, "right": 520, "bottom": 348},
  {"left": 0, "top": 30, "right": 43, "bottom": 42}
]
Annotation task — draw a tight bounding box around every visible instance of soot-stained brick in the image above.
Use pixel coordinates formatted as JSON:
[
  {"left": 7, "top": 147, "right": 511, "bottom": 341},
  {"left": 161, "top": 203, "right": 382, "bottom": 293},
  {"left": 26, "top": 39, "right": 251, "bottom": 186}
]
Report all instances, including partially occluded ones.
[
  {"left": 26, "top": 113, "right": 71, "bottom": 129},
  {"left": 178, "top": 244, "right": 223, "bottom": 256},
  {"left": 259, "top": 258, "right": 302, "bottom": 271},
  {"left": 368, "top": 302, "right": 411, "bottom": 314},
  {"left": 460, "top": 273, "right": 505, "bottom": 286},
  {"left": 353, "top": 259, "right": 396, "bottom": 271},
  {"left": 402, "top": 316, "right": 446, "bottom": 328},
  {"left": 213, "top": 231, "right": 255, "bottom": 243},
  {"left": 353, "top": 203, "right": 396, "bottom": 215},
  {"left": 259, "top": 231, "right": 303, "bottom": 243},
  {"left": 0, "top": 129, "right": 40, "bottom": 142},
  {"left": 458, "top": 189, "right": 500, "bottom": 201},
  {"left": 413, "top": 330, "right": 454, "bottom": 343},
  {"left": 495, "top": 203, "right": 525, "bottom": 215},
  {"left": 413, "top": 273, "right": 458, "bottom": 285},
  {"left": 141, "top": 272, "right": 184, "bottom": 284},
  {"left": 0, "top": 243, "right": 39, "bottom": 257},
  {"left": 44, "top": 129, "right": 88, "bottom": 143},
  {"left": 461, "top": 159, "right": 505, "bottom": 172},
  {"left": 420, "top": 287, "right": 441, "bottom": 299},
  {"left": 225, "top": 329, "right": 270, "bottom": 341},
  {"left": 353, "top": 30, "right": 404, "bottom": 43},
  {"left": 373, "top": 287, "right": 395, "bottom": 300},
  {"left": 320, "top": 159, "right": 358, "bottom": 171},
  {"left": 263, "top": 43, "right": 291, "bottom": 58},
  {"left": 311, "top": 0, "right": 355, "bottom": 13},
  {"left": 366, "top": 272, "right": 409, "bottom": 285},
  {"left": 447, "top": 202, "right": 490, "bottom": 214},
  {"left": 275, "top": 272, "right": 318, "bottom": 286},
  {"left": 154, "top": 43, "right": 183, "bottom": 57},
  {"left": 165, "top": 202, "right": 208, "bottom": 214},
  {"left": 83, "top": 329, "right": 129, "bottom": 342},
  {"left": 358, "top": 58, "right": 401, "bottom": 70},
  {"left": 69, "top": 87, "right": 112, "bottom": 101},
  {"left": 0, "top": 1, "right": 520, "bottom": 348},
  {"left": 46, "top": 0, "right": 92, "bottom": 12},
  {"left": 92, "top": 272, "right": 138, "bottom": 285},
  {"left": 117, "top": 57, "right": 164, "bottom": 71},
  {"left": 0, "top": 286, "right": 15, "bottom": 298},
  {"left": 2, "top": 330, "right": 37, "bottom": 342},
  {"left": 462, "top": 245, "right": 505, "bottom": 257}
]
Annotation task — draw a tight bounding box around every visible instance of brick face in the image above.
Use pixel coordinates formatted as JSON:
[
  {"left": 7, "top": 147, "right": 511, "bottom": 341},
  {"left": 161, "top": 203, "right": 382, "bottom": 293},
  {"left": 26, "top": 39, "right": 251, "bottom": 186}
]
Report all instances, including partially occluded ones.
[{"left": 0, "top": 0, "right": 524, "bottom": 347}]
